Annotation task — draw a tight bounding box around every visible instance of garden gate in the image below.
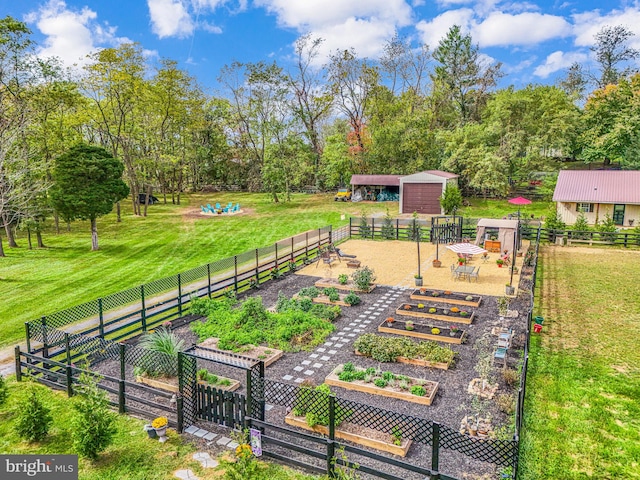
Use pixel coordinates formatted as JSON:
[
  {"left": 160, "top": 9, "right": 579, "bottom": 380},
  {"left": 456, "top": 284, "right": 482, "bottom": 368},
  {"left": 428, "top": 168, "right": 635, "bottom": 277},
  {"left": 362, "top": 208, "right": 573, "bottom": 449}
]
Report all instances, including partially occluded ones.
[{"left": 430, "top": 216, "right": 463, "bottom": 244}]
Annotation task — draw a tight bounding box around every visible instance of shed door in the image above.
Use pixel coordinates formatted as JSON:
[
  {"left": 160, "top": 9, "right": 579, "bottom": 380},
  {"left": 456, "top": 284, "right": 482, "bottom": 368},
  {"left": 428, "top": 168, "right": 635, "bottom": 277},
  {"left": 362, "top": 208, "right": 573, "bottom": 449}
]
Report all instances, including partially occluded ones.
[{"left": 402, "top": 183, "right": 443, "bottom": 214}]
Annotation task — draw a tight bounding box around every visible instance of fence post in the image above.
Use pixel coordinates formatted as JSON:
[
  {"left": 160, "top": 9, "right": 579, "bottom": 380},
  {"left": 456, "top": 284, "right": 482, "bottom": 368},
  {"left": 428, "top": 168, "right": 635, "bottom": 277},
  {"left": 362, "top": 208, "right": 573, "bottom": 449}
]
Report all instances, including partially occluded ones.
[
  {"left": 98, "top": 298, "right": 104, "bottom": 338},
  {"left": 246, "top": 368, "right": 253, "bottom": 426},
  {"left": 305, "top": 232, "right": 309, "bottom": 259},
  {"left": 66, "top": 365, "right": 74, "bottom": 397},
  {"left": 234, "top": 256, "right": 239, "bottom": 292},
  {"left": 430, "top": 422, "right": 441, "bottom": 479},
  {"left": 349, "top": 217, "right": 352, "bottom": 239},
  {"left": 41, "top": 316, "right": 49, "bottom": 358},
  {"left": 371, "top": 218, "right": 375, "bottom": 239},
  {"left": 275, "top": 243, "right": 278, "bottom": 272},
  {"left": 14, "top": 346, "right": 22, "bottom": 382},
  {"left": 141, "top": 285, "right": 147, "bottom": 332},
  {"left": 65, "top": 333, "right": 71, "bottom": 365},
  {"left": 255, "top": 249, "right": 260, "bottom": 286},
  {"left": 327, "top": 394, "right": 336, "bottom": 478},
  {"left": 25, "top": 323, "right": 31, "bottom": 354},
  {"left": 396, "top": 219, "right": 399, "bottom": 239},
  {"left": 291, "top": 237, "right": 294, "bottom": 262},
  {"left": 177, "top": 396, "right": 184, "bottom": 433},
  {"left": 177, "top": 274, "right": 183, "bottom": 316},
  {"left": 329, "top": 226, "right": 333, "bottom": 244},
  {"left": 207, "top": 264, "right": 212, "bottom": 298},
  {"left": 119, "top": 343, "right": 126, "bottom": 414}
]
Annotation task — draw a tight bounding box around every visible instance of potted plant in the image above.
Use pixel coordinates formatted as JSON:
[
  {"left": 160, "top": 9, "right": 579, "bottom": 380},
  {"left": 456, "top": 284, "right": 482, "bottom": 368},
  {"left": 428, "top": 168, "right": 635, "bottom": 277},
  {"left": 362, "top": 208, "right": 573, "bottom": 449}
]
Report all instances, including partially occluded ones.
[
  {"left": 152, "top": 416, "right": 168, "bottom": 442},
  {"left": 414, "top": 274, "right": 423, "bottom": 286},
  {"left": 288, "top": 259, "right": 297, "bottom": 272},
  {"left": 496, "top": 259, "right": 504, "bottom": 268},
  {"left": 449, "top": 325, "right": 460, "bottom": 336},
  {"left": 338, "top": 274, "right": 349, "bottom": 285},
  {"left": 505, "top": 284, "right": 515, "bottom": 295},
  {"left": 458, "top": 257, "right": 467, "bottom": 266},
  {"left": 432, "top": 258, "right": 442, "bottom": 268},
  {"left": 405, "top": 321, "right": 414, "bottom": 331}
]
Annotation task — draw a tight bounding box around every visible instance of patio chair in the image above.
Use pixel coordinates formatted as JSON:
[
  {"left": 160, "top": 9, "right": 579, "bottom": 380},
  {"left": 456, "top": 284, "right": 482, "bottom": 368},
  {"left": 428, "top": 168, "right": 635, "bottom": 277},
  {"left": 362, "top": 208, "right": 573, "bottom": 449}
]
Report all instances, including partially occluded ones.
[
  {"left": 450, "top": 264, "right": 460, "bottom": 280},
  {"left": 315, "top": 250, "right": 334, "bottom": 268},
  {"left": 468, "top": 267, "right": 480, "bottom": 282},
  {"left": 493, "top": 347, "right": 508, "bottom": 366}
]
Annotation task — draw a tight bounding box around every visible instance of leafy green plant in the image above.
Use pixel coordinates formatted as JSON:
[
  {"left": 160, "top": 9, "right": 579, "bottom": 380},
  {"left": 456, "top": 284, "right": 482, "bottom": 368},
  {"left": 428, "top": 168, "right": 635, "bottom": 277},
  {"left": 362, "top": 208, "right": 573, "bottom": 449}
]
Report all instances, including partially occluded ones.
[
  {"left": 71, "top": 372, "right": 116, "bottom": 460},
  {"left": 298, "top": 286, "right": 320, "bottom": 298},
  {"left": 0, "top": 375, "right": 8, "bottom": 406},
  {"left": 358, "top": 212, "right": 371, "bottom": 238},
  {"left": 323, "top": 287, "right": 340, "bottom": 302},
  {"left": 381, "top": 209, "right": 395, "bottom": 239},
  {"left": 338, "top": 274, "right": 349, "bottom": 285},
  {"left": 391, "top": 425, "right": 403, "bottom": 446},
  {"left": 137, "top": 327, "right": 185, "bottom": 377},
  {"left": 292, "top": 383, "right": 351, "bottom": 428},
  {"left": 14, "top": 383, "right": 53, "bottom": 442},
  {"left": 410, "top": 385, "right": 426, "bottom": 396},
  {"left": 343, "top": 291, "right": 361, "bottom": 306},
  {"left": 373, "top": 378, "right": 388, "bottom": 388},
  {"left": 351, "top": 266, "right": 376, "bottom": 291}
]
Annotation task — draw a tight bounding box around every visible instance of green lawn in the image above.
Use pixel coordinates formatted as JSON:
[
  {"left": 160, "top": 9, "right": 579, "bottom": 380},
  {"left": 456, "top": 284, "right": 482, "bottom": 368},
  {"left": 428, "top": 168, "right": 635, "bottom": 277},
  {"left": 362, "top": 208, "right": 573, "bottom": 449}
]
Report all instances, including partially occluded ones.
[
  {"left": 458, "top": 198, "right": 553, "bottom": 220},
  {"left": 0, "top": 193, "right": 387, "bottom": 348},
  {"left": 519, "top": 246, "right": 640, "bottom": 479},
  {"left": 0, "top": 378, "right": 317, "bottom": 480}
]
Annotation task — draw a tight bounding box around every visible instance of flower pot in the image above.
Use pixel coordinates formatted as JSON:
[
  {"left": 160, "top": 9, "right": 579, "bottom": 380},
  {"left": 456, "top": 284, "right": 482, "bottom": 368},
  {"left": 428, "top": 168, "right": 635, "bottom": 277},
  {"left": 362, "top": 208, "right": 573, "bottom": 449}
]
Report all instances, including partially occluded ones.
[
  {"left": 432, "top": 259, "right": 442, "bottom": 268},
  {"left": 415, "top": 278, "right": 423, "bottom": 286},
  {"left": 154, "top": 426, "right": 167, "bottom": 441},
  {"left": 505, "top": 285, "right": 515, "bottom": 295},
  {"left": 498, "top": 264, "right": 503, "bottom": 268}
]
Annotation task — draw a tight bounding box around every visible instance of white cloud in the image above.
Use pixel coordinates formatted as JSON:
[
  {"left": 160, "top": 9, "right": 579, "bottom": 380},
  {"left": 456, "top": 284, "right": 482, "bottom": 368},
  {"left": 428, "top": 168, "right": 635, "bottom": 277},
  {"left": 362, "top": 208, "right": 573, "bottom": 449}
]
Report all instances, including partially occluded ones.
[
  {"left": 308, "top": 17, "right": 399, "bottom": 62},
  {"left": 533, "top": 50, "right": 588, "bottom": 77},
  {"left": 475, "top": 12, "right": 571, "bottom": 47},
  {"left": 415, "top": 9, "right": 475, "bottom": 48},
  {"left": 147, "top": 0, "right": 194, "bottom": 38},
  {"left": 572, "top": 7, "right": 640, "bottom": 48},
  {"left": 254, "top": 0, "right": 413, "bottom": 29},
  {"left": 26, "top": 0, "right": 129, "bottom": 68}
]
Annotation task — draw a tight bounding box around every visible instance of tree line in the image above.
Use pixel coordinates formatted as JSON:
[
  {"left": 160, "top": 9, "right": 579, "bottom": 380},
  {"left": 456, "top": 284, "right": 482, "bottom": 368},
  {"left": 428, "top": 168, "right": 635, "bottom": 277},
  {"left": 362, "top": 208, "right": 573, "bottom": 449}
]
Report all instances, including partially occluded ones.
[{"left": 1, "top": 15, "right": 639, "bottom": 253}]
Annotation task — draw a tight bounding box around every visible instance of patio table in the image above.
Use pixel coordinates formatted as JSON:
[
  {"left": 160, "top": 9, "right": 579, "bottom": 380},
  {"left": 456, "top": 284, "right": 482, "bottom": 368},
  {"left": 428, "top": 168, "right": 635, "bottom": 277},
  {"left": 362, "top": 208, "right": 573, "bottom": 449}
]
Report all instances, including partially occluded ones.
[{"left": 454, "top": 265, "right": 475, "bottom": 280}]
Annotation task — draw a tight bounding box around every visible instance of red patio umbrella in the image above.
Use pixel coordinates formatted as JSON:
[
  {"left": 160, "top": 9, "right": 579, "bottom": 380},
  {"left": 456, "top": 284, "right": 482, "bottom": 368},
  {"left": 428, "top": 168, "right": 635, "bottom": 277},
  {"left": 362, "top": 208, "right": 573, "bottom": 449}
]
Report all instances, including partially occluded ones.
[{"left": 508, "top": 196, "right": 531, "bottom": 218}]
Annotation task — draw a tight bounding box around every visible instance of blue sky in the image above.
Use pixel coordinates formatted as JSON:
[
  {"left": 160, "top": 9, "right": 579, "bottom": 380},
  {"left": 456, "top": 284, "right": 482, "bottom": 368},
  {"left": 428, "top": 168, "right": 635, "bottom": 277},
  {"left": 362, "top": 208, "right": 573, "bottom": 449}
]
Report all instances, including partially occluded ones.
[{"left": 7, "top": 0, "right": 640, "bottom": 93}]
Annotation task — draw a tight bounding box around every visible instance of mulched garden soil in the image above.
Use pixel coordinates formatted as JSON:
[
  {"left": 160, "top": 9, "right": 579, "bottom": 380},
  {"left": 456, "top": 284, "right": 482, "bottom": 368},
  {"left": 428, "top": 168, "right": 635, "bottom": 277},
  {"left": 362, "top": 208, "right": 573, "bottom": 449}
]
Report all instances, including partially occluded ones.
[{"left": 91, "top": 269, "right": 533, "bottom": 480}]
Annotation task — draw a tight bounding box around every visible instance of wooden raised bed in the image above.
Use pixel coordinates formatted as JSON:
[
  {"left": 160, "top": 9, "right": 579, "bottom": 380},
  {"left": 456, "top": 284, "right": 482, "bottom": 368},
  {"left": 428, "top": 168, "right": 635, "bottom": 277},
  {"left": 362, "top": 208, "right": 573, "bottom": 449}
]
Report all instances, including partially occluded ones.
[
  {"left": 378, "top": 321, "right": 466, "bottom": 344},
  {"left": 285, "top": 414, "right": 412, "bottom": 457},
  {"left": 315, "top": 278, "right": 376, "bottom": 293},
  {"left": 410, "top": 289, "right": 482, "bottom": 307},
  {"left": 395, "top": 304, "right": 474, "bottom": 324},
  {"left": 198, "top": 338, "right": 283, "bottom": 367},
  {"left": 325, "top": 365, "right": 438, "bottom": 406},
  {"left": 312, "top": 293, "right": 351, "bottom": 307},
  {"left": 354, "top": 350, "right": 450, "bottom": 370},
  {"left": 136, "top": 375, "right": 240, "bottom": 392}
]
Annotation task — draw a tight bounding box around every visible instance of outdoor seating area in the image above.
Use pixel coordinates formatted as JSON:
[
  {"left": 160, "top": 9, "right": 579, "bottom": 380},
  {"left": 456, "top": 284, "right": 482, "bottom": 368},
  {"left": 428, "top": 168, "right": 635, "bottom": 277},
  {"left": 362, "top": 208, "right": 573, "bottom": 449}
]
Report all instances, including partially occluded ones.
[{"left": 200, "top": 202, "right": 242, "bottom": 215}]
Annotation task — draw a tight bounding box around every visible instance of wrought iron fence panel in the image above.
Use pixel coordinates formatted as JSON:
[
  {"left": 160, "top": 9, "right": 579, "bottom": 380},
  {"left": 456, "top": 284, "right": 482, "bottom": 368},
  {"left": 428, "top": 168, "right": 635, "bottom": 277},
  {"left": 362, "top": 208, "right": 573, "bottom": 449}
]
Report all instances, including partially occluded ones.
[
  {"left": 181, "top": 265, "right": 208, "bottom": 285},
  {"left": 102, "top": 287, "right": 142, "bottom": 311},
  {"left": 439, "top": 423, "right": 516, "bottom": 467},
  {"left": 145, "top": 276, "right": 177, "bottom": 297},
  {"left": 46, "top": 300, "right": 99, "bottom": 329}
]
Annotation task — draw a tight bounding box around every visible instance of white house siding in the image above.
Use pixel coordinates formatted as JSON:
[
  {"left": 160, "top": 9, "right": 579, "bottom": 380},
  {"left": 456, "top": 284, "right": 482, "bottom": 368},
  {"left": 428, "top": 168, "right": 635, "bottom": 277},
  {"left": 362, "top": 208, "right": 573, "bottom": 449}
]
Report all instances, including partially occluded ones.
[{"left": 557, "top": 202, "right": 640, "bottom": 227}]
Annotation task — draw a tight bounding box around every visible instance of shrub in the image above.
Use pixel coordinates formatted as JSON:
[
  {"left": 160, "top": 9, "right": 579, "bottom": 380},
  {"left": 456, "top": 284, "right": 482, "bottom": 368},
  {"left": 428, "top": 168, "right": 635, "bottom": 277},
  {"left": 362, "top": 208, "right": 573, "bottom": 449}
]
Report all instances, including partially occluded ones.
[
  {"left": 373, "top": 378, "right": 388, "bottom": 388},
  {"left": 298, "top": 286, "right": 320, "bottom": 298},
  {"left": 344, "top": 292, "right": 361, "bottom": 306},
  {"left": 351, "top": 266, "right": 376, "bottom": 291},
  {"left": 137, "top": 328, "right": 185, "bottom": 377},
  {"left": 14, "top": 384, "right": 53, "bottom": 442},
  {"left": 359, "top": 212, "right": 371, "bottom": 237},
  {"left": 502, "top": 368, "right": 519, "bottom": 388},
  {"left": 338, "top": 274, "right": 349, "bottom": 285},
  {"left": 0, "top": 375, "right": 8, "bottom": 406},
  {"left": 410, "top": 385, "right": 426, "bottom": 396},
  {"left": 496, "top": 393, "right": 515, "bottom": 415},
  {"left": 71, "top": 373, "right": 116, "bottom": 459}
]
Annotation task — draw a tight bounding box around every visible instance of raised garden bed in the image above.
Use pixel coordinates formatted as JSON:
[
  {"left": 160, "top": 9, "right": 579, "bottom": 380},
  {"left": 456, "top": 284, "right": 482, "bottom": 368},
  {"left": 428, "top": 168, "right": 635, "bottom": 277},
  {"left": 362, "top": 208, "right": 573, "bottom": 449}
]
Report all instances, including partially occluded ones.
[
  {"left": 378, "top": 320, "right": 466, "bottom": 344},
  {"left": 311, "top": 293, "right": 354, "bottom": 307},
  {"left": 354, "top": 350, "right": 450, "bottom": 370},
  {"left": 136, "top": 374, "right": 240, "bottom": 392},
  {"left": 324, "top": 364, "right": 438, "bottom": 406},
  {"left": 198, "top": 338, "right": 283, "bottom": 367},
  {"left": 315, "top": 278, "right": 376, "bottom": 293},
  {"left": 395, "top": 303, "right": 475, "bottom": 324},
  {"left": 410, "top": 289, "right": 482, "bottom": 307},
  {"left": 284, "top": 414, "right": 411, "bottom": 457}
]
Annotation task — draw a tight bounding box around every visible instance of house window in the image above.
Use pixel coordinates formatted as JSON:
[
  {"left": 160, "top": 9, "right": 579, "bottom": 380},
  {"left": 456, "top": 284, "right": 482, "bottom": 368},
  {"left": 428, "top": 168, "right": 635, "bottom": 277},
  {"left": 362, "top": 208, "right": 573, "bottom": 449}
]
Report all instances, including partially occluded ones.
[{"left": 576, "top": 203, "right": 594, "bottom": 213}]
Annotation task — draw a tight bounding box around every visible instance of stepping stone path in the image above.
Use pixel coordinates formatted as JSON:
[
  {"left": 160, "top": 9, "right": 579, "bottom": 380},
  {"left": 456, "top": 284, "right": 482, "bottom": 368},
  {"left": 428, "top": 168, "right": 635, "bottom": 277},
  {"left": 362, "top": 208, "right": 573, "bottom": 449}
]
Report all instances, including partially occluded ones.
[
  {"left": 174, "top": 469, "right": 199, "bottom": 480},
  {"left": 280, "top": 287, "right": 406, "bottom": 384},
  {"left": 193, "top": 452, "right": 219, "bottom": 468}
]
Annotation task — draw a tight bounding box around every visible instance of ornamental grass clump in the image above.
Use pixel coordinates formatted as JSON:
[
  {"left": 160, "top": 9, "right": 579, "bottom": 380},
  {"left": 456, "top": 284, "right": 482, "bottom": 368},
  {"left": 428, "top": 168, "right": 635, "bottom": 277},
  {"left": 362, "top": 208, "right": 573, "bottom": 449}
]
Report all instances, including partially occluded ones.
[{"left": 138, "top": 327, "right": 185, "bottom": 377}]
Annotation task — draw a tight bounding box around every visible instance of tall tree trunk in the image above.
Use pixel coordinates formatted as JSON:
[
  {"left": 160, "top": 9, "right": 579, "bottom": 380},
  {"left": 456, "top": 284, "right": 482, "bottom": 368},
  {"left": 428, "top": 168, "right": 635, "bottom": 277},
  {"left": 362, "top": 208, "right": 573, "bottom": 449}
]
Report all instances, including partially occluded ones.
[
  {"left": 117, "top": 201, "right": 122, "bottom": 222},
  {"left": 0, "top": 234, "right": 4, "bottom": 257},
  {"left": 54, "top": 213, "right": 60, "bottom": 234},
  {"left": 67, "top": 221, "right": 71, "bottom": 232},
  {"left": 91, "top": 218, "right": 99, "bottom": 251},
  {"left": 36, "top": 231, "right": 45, "bottom": 248},
  {"left": 4, "top": 220, "right": 17, "bottom": 248},
  {"left": 27, "top": 228, "right": 32, "bottom": 249},
  {"left": 143, "top": 185, "right": 152, "bottom": 217}
]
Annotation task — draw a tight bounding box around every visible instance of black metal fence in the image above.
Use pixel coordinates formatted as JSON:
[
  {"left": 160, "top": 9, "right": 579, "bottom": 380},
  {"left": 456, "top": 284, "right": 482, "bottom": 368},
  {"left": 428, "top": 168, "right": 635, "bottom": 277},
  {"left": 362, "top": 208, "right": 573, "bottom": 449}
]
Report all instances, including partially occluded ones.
[
  {"left": 24, "top": 226, "right": 334, "bottom": 357},
  {"left": 15, "top": 220, "right": 550, "bottom": 480}
]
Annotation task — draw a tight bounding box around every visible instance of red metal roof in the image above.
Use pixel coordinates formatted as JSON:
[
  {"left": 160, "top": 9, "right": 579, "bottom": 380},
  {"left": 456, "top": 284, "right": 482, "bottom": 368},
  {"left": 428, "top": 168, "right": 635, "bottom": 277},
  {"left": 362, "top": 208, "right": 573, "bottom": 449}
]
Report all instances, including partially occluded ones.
[
  {"left": 553, "top": 170, "right": 640, "bottom": 204},
  {"left": 350, "top": 175, "right": 402, "bottom": 186}
]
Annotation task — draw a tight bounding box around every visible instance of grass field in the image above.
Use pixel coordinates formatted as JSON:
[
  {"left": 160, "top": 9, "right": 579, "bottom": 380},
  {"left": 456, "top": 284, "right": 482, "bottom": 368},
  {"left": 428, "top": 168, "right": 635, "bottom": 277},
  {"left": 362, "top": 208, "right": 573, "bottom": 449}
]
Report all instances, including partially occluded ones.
[
  {"left": 0, "top": 192, "right": 547, "bottom": 349},
  {"left": 0, "top": 378, "right": 317, "bottom": 480},
  {"left": 519, "top": 246, "right": 640, "bottom": 479}
]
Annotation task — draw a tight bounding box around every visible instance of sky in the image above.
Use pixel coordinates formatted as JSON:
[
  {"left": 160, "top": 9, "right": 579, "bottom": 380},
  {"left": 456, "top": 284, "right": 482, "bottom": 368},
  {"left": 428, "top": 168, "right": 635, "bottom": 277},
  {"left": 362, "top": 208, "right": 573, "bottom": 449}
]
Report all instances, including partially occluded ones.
[{"left": 6, "top": 0, "right": 640, "bottom": 94}]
